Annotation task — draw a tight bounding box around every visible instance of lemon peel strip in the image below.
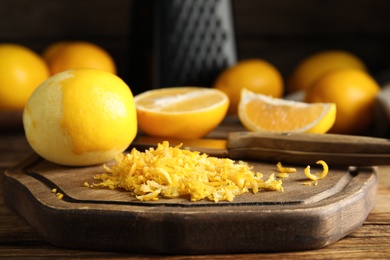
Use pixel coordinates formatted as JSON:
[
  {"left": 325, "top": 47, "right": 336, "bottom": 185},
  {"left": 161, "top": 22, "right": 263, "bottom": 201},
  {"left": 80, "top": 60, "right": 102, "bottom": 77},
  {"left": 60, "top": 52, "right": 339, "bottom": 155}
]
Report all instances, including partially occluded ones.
[
  {"left": 304, "top": 160, "right": 329, "bottom": 181},
  {"left": 276, "top": 162, "right": 296, "bottom": 173}
]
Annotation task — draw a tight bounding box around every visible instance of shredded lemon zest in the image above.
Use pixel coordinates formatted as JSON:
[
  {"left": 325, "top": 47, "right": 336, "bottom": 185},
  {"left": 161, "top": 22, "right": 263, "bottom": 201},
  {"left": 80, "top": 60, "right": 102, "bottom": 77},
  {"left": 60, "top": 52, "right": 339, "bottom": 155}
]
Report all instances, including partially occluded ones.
[
  {"left": 56, "top": 192, "right": 64, "bottom": 199},
  {"left": 276, "top": 162, "right": 296, "bottom": 173},
  {"left": 277, "top": 173, "right": 289, "bottom": 178},
  {"left": 304, "top": 160, "right": 329, "bottom": 181},
  {"left": 90, "top": 141, "right": 283, "bottom": 202}
]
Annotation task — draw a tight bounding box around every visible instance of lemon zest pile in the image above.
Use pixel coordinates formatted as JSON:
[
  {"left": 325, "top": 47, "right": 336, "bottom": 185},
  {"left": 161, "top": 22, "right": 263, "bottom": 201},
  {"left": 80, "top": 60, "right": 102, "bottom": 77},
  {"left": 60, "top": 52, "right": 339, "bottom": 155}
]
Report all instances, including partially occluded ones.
[
  {"left": 91, "top": 141, "right": 283, "bottom": 202},
  {"left": 304, "top": 160, "right": 329, "bottom": 181}
]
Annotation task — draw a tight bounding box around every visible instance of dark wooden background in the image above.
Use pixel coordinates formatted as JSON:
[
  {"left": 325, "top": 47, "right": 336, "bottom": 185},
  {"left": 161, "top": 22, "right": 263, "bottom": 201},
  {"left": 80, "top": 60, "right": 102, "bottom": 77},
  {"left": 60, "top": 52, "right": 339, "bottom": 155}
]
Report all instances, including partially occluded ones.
[{"left": 1, "top": 0, "right": 389, "bottom": 94}]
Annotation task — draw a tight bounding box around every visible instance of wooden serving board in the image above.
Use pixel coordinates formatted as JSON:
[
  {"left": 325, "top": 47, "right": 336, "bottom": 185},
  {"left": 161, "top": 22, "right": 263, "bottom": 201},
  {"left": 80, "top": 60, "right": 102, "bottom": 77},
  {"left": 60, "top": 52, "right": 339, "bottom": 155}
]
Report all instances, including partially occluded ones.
[{"left": 3, "top": 153, "right": 377, "bottom": 254}]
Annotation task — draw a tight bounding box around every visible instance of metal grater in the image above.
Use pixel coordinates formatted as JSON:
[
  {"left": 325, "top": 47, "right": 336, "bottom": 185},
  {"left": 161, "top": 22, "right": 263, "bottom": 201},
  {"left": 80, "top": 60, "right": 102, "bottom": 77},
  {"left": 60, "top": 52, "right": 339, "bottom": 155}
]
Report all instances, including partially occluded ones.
[{"left": 153, "top": 0, "right": 237, "bottom": 88}]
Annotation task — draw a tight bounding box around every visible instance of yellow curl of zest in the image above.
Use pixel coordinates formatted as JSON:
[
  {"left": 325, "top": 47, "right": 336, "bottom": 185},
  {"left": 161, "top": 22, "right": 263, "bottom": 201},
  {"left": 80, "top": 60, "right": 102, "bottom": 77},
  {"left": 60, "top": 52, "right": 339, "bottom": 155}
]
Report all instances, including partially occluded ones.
[
  {"left": 304, "top": 160, "right": 329, "bottom": 181},
  {"left": 276, "top": 162, "right": 296, "bottom": 173}
]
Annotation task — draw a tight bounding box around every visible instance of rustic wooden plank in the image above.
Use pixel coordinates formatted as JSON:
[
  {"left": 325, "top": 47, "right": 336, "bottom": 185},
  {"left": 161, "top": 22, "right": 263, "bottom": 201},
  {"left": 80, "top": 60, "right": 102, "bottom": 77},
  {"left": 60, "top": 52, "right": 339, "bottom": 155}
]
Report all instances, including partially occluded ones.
[
  {"left": 0, "top": 166, "right": 388, "bottom": 258},
  {"left": 1, "top": 227, "right": 390, "bottom": 260},
  {"left": 0, "top": 245, "right": 132, "bottom": 259},
  {"left": 2, "top": 151, "right": 377, "bottom": 254},
  {"left": 0, "top": 0, "right": 131, "bottom": 38},
  {"left": 2, "top": 0, "right": 389, "bottom": 42},
  {"left": 0, "top": 0, "right": 388, "bottom": 92},
  {"left": 0, "top": 0, "right": 389, "bottom": 256},
  {"left": 0, "top": 142, "right": 384, "bottom": 257},
  {"left": 0, "top": 134, "right": 33, "bottom": 168},
  {"left": 233, "top": 0, "right": 390, "bottom": 35},
  {"left": 377, "top": 166, "right": 390, "bottom": 189},
  {"left": 236, "top": 38, "right": 390, "bottom": 81},
  {"left": 232, "top": 0, "right": 390, "bottom": 79}
]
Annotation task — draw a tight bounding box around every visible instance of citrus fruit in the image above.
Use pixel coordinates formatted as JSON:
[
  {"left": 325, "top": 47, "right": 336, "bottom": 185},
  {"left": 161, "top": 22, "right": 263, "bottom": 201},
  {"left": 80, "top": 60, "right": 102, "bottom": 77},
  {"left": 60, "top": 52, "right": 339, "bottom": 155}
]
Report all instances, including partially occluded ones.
[
  {"left": 23, "top": 69, "right": 137, "bottom": 166},
  {"left": 304, "top": 68, "right": 380, "bottom": 134},
  {"left": 213, "top": 59, "right": 283, "bottom": 114},
  {"left": 0, "top": 43, "right": 50, "bottom": 111},
  {"left": 42, "top": 41, "right": 117, "bottom": 75},
  {"left": 41, "top": 41, "right": 69, "bottom": 64},
  {"left": 287, "top": 50, "right": 367, "bottom": 93},
  {"left": 134, "top": 87, "right": 229, "bottom": 139},
  {"left": 238, "top": 88, "right": 336, "bottom": 133}
]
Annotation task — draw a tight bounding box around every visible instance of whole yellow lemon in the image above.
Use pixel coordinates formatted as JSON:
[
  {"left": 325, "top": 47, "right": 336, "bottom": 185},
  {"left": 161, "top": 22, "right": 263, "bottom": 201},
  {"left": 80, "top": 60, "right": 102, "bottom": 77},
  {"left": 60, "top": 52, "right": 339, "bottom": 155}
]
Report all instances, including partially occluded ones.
[
  {"left": 0, "top": 43, "right": 49, "bottom": 111},
  {"left": 213, "top": 59, "right": 283, "bottom": 114},
  {"left": 287, "top": 50, "right": 367, "bottom": 93},
  {"left": 23, "top": 69, "right": 137, "bottom": 166},
  {"left": 304, "top": 68, "right": 380, "bottom": 134},
  {"left": 42, "top": 41, "right": 117, "bottom": 75}
]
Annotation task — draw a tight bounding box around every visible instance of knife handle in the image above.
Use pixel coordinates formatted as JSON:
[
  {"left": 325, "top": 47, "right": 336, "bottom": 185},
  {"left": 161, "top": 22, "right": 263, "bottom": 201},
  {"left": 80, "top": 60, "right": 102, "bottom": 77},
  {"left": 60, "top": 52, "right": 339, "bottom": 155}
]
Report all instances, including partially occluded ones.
[
  {"left": 228, "top": 132, "right": 390, "bottom": 154},
  {"left": 227, "top": 132, "right": 390, "bottom": 166}
]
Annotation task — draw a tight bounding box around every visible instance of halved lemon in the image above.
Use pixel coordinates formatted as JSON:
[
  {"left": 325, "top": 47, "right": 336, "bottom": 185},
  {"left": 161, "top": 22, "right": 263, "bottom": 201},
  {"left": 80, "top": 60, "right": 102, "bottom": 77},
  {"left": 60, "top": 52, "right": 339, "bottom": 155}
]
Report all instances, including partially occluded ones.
[
  {"left": 238, "top": 89, "right": 336, "bottom": 133},
  {"left": 134, "top": 87, "right": 229, "bottom": 139}
]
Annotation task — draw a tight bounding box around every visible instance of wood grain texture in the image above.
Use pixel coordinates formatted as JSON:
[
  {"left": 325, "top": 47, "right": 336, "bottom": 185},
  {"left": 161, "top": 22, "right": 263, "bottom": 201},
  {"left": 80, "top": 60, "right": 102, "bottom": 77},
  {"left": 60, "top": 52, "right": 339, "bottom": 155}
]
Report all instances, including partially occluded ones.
[
  {"left": 232, "top": 0, "right": 390, "bottom": 78},
  {"left": 0, "top": 0, "right": 390, "bottom": 256},
  {"left": 229, "top": 132, "right": 390, "bottom": 154},
  {"left": 3, "top": 151, "right": 377, "bottom": 254},
  {"left": 227, "top": 132, "right": 390, "bottom": 166},
  {"left": 0, "top": 0, "right": 389, "bottom": 94},
  {"left": 1, "top": 135, "right": 390, "bottom": 258},
  {"left": 133, "top": 132, "right": 390, "bottom": 166}
]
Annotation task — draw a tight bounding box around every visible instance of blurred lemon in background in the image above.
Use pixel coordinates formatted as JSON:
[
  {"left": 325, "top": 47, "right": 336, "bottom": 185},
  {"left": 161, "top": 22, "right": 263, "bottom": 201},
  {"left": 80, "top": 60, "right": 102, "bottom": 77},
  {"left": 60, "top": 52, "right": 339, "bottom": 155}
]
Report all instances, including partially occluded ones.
[
  {"left": 287, "top": 50, "right": 367, "bottom": 93},
  {"left": 238, "top": 88, "right": 336, "bottom": 134},
  {"left": 134, "top": 87, "right": 229, "bottom": 139},
  {"left": 213, "top": 59, "right": 283, "bottom": 114},
  {"left": 42, "top": 41, "right": 117, "bottom": 75},
  {"left": 23, "top": 69, "right": 137, "bottom": 166},
  {"left": 304, "top": 68, "right": 380, "bottom": 134},
  {"left": 41, "top": 41, "right": 69, "bottom": 65},
  {"left": 0, "top": 43, "right": 49, "bottom": 111}
]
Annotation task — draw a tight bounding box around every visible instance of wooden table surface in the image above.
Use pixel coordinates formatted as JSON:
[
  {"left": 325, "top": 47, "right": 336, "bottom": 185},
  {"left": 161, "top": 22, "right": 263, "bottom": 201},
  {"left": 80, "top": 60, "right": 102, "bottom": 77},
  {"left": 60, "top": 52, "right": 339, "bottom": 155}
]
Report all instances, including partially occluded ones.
[{"left": 1, "top": 130, "right": 390, "bottom": 259}]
